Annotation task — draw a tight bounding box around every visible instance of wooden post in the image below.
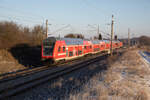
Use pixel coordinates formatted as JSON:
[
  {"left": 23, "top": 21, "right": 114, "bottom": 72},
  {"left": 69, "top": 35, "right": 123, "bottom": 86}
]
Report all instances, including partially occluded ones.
[
  {"left": 110, "top": 15, "right": 114, "bottom": 56},
  {"left": 46, "top": 19, "right": 48, "bottom": 38},
  {"left": 128, "top": 28, "right": 130, "bottom": 48}
]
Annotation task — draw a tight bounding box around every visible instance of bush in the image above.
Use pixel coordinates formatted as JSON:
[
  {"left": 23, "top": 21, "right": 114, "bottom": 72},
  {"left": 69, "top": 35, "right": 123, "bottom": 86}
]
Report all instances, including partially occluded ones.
[
  {"left": 139, "top": 36, "right": 150, "bottom": 46},
  {"left": 0, "top": 21, "right": 45, "bottom": 49}
]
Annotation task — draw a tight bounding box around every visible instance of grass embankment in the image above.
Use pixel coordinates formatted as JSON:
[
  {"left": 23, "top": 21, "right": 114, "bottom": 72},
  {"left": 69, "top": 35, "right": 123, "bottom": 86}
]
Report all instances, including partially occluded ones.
[
  {"left": 0, "top": 21, "right": 43, "bottom": 74},
  {"left": 0, "top": 45, "right": 42, "bottom": 74},
  {"left": 69, "top": 49, "right": 150, "bottom": 100},
  {"left": 0, "top": 49, "right": 24, "bottom": 74}
]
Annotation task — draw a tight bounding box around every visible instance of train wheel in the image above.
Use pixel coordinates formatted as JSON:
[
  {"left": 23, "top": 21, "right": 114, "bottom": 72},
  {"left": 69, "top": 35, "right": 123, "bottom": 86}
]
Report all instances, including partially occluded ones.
[{"left": 43, "top": 59, "right": 55, "bottom": 66}]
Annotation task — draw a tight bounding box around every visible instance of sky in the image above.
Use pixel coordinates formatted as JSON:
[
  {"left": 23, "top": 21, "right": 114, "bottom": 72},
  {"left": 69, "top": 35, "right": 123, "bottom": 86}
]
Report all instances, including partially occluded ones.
[{"left": 0, "top": 0, "right": 150, "bottom": 39}]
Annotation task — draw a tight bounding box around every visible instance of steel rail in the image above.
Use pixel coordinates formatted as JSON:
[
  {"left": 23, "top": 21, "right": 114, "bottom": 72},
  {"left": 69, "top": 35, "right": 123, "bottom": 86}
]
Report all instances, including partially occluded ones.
[{"left": 0, "top": 53, "right": 108, "bottom": 99}]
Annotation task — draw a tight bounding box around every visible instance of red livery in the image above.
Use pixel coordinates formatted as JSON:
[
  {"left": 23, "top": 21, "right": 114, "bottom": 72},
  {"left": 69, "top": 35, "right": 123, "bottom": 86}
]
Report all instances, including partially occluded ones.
[{"left": 42, "top": 37, "right": 123, "bottom": 62}]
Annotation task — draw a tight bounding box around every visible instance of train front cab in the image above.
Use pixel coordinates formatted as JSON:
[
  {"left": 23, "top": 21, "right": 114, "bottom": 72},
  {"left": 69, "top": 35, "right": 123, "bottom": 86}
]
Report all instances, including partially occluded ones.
[{"left": 42, "top": 37, "right": 56, "bottom": 63}]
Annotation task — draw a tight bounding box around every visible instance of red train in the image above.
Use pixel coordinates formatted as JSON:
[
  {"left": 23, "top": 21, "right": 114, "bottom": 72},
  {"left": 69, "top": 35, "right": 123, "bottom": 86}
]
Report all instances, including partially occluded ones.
[{"left": 41, "top": 37, "right": 123, "bottom": 62}]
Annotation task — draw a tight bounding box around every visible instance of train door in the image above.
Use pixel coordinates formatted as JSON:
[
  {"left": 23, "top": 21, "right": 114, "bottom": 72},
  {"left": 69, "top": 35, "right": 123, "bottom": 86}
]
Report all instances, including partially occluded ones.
[
  {"left": 66, "top": 47, "right": 68, "bottom": 57},
  {"left": 82, "top": 46, "right": 84, "bottom": 55}
]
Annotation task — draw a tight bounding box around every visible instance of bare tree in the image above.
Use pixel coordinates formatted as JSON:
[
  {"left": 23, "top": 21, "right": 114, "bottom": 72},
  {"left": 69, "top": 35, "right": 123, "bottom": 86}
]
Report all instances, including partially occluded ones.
[
  {"left": 64, "top": 33, "right": 84, "bottom": 39},
  {"left": 139, "top": 36, "right": 150, "bottom": 46},
  {"left": 114, "top": 35, "right": 117, "bottom": 40},
  {"left": 31, "top": 25, "right": 45, "bottom": 45},
  {"left": 0, "top": 21, "right": 45, "bottom": 48}
]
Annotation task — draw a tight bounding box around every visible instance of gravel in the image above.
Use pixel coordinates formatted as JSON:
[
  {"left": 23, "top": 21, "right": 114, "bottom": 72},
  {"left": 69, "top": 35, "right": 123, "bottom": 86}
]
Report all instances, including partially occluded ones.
[{"left": 8, "top": 56, "right": 108, "bottom": 100}]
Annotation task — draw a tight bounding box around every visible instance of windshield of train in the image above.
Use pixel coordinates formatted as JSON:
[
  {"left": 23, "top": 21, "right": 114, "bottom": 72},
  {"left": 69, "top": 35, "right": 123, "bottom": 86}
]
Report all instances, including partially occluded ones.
[{"left": 43, "top": 41, "right": 55, "bottom": 56}]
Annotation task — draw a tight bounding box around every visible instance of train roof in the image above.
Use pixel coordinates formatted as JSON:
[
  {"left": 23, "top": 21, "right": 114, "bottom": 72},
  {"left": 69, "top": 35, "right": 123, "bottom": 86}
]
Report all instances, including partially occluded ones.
[
  {"left": 44, "top": 37, "right": 83, "bottom": 45},
  {"left": 91, "top": 40, "right": 100, "bottom": 44},
  {"left": 92, "top": 40, "right": 111, "bottom": 44},
  {"left": 60, "top": 38, "right": 84, "bottom": 45},
  {"left": 102, "top": 40, "right": 110, "bottom": 43},
  {"left": 113, "top": 40, "right": 121, "bottom": 43},
  {"left": 44, "top": 37, "right": 121, "bottom": 45}
]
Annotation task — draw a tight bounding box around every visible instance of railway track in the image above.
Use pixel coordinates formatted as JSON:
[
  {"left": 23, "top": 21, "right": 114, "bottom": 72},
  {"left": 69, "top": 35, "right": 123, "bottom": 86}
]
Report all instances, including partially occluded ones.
[
  {"left": 0, "top": 66, "right": 49, "bottom": 82},
  {"left": 0, "top": 48, "right": 126, "bottom": 99},
  {"left": 0, "top": 52, "right": 111, "bottom": 99},
  {"left": 0, "top": 53, "right": 100, "bottom": 83}
]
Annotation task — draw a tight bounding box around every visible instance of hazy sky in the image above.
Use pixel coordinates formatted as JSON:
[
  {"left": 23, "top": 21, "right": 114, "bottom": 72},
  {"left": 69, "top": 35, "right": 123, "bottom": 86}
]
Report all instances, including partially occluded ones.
[{"left": 0, "top": 0, "right": 150, "bottom": 38}]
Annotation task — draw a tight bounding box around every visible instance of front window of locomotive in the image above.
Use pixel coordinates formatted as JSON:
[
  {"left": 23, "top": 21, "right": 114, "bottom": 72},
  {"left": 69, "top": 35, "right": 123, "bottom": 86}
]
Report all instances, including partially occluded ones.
[{"left": 42, "top": 39, "right": 55, "bottom": 56}]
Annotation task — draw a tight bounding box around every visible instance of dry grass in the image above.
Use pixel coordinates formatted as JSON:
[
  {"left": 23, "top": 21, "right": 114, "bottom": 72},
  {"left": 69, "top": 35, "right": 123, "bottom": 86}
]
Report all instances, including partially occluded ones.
[
  {"left": 50, "top": 78, "right": 63, "bottom": 88},
  {"left": 68, "top": 49, "right": 150, "bottom": 100},
  {"left": 0, "top": 49, "right": 25, "bottom": 74},
  {"left": 102, "top": 49, "right": 150, "bottom": 100},
  {"left": 0, "top": 21, "right": 45, "bottom": 74}
]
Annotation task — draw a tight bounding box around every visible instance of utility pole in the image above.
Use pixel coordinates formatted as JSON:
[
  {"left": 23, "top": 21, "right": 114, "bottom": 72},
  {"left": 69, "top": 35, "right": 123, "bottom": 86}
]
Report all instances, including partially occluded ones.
[
  {"left": 110, "top": 15, "right": 114, "bottom": 56},
  {"left": 46, "top": 19, "right": 48, "bottom": 38},
  {"left": 97, "top": 24, "right": 100, "bottom": 35},
  {"left": 128, "top": 28, "right": 130, "bottom": 48}
]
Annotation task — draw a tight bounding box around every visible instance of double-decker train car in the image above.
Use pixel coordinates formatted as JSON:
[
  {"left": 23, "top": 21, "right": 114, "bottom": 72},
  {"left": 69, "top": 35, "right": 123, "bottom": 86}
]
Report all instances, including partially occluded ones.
[
  {"left": 42, "top": 37, "right": 84, "bottom": 62},
  {"left": 42, "top": 37, "right": 123, "bottom": 63},
  {"left": 99, "top": 40, "right": 106, "bottom": 52},
  {"left": 83, "top": 40, "right": 93, "bottom": 55},
  {"left": 103, "top": 40, "right": 111, "bottom": 52},
  {"left": 91, "top": 40, "right": 101, "bottom": 54}
]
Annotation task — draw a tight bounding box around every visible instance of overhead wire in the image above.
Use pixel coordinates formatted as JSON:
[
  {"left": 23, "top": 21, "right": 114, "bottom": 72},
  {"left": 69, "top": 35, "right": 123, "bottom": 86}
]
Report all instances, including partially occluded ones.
[
  {"left": 0, "top": 5, "right": 44, "bottom": 20},
  {"left": 0, "top": 5, "right": 54, "bottom": 26},
  {"left": 52, "top": 24, "right": 71, "bottom": 34},
  {"left": 0, "top": 15, "right": 44, "bottom": 25}
]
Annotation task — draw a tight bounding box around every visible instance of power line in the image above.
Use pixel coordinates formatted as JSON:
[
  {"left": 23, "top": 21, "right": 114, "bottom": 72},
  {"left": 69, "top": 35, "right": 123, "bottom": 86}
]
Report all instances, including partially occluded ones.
[
  {"left": 0, "top": 5, "right": 44, "bottom": 20},
  {"left": 0, "top": 5, "right": 55, "bottom": 24},
  {"left": 0, "top": 15, "right": 44, "bottom": 24},
  {"left": 52, "top": 24, "right": 71, "bottom": 34}
]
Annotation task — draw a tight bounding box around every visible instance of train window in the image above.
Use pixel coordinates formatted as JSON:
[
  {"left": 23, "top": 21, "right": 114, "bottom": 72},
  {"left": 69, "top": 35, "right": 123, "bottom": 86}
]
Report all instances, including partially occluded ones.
[
  {"left": 80, "top": 51, "right": 82, "bottom": 54},
  {"left": 94, "top": 48, "right": 99, "bottom": 51},
  {"left": 90, "top": 45, "right": 92, "bottom": 49},
  {"left": 101, "top": 45, "right": 104, "bottom": 48},
  {"left": 76, "top": 51, "right": 78, "bottom": 55},
  {"left": 78, "top": 50, "right": 82, "bottom": 55},
  {"left": 63, "top": 47, "right": 65, "bottom": 52},
  {"left": 58, "top": 46, "right": 61, "bottom": 52},
  {"left": 69, "top": 52, "right": 73, "bottom": 57},
  {"left": 84, "top": 46, "right": 86, "bottom": 49}
]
